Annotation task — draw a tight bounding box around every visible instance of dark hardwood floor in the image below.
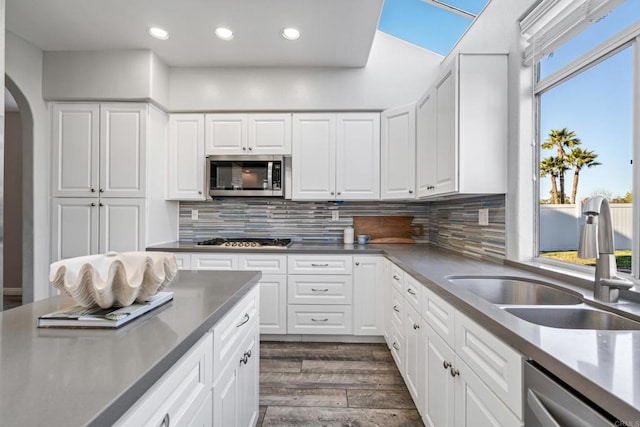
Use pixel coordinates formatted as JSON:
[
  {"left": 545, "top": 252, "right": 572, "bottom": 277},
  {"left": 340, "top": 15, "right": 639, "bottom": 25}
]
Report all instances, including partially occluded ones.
[{"left": 259, "top": 341, "right": 424, "bottom": 426}]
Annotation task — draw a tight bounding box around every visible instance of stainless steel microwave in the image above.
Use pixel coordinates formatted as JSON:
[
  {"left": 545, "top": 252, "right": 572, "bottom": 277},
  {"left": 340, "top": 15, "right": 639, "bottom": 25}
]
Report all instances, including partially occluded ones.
[{"left": 207, "top": 155, "right": 284, "bottom": 197}]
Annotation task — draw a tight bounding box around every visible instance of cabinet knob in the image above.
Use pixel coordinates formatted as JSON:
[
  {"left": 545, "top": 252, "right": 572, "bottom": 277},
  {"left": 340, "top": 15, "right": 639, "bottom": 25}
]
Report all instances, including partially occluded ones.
[
  {"left": 413, "top": 323, "right": 420, "bottom": 330},
  {"left": 450, "top": 368, "right": 460, "bottom": 377},
  {"left": 90, "top": 203, "right": 96, "bottom": 207},
  {"left": 337, "top": 192, "right": 341, "bottom": 195},
  {"left": 330, "top": 192, "right": 335, "bottom": 196},
  {"left": 407, "top": 288, "right": 416, "bottom": 296},
  {"left": 99, "top": 203, "right": 104, "bottom": 207},
  {"left": 90, "top": 188, "right": 96, "bottom": 193},
  {"left": 443, "top": 361, "right": 452, "bottom": 370},
  {"left": 159, "top": 413, "right": 170, "bottom": 427},
  {"left": 409, "top": 190, "right": 413, "bottom": 194},
  {"left": 392, "top": 342, "right": 400, "bottom": 352},
  {"left": 355, "top": 262, "right": 360, "bottom": 266},
  {"left": 248, "top": 147, "right": 253, "bottom": 151},
  {"left": 198, "top": 191, "right": 203, "bottom": 195},
  {"left": 393, "top": 275, "right": 400, "bottom": 280},
  {"left": 99, "top": 188, "right": 104, "bottom": 193},
  {"left": 242, "top": 147, "right": 247, "bottom": 150}
]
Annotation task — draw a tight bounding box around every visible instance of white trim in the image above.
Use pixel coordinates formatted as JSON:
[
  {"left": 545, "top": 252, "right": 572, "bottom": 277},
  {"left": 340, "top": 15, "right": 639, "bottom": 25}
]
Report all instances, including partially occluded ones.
[
  {"left": 421, "top": 0, "right": 476, "bottom": 19},
  {"left": 633, "top": 36, "right": 640, "bottom": 278}
]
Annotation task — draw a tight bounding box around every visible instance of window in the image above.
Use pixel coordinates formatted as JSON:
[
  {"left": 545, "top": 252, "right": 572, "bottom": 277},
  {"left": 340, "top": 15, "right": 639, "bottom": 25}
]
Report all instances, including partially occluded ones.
[{"left": 530, "top": 0, "right": 640, "bottom": 276}]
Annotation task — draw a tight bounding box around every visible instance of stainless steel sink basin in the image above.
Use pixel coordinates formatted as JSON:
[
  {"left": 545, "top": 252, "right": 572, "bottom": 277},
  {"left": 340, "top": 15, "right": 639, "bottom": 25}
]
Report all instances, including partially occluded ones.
[
  {"left": 447, "top": 276, "right": 582, "bottom": 305},
  {"left": 504, "top": 307, "right": 640, "bottom": 330}
]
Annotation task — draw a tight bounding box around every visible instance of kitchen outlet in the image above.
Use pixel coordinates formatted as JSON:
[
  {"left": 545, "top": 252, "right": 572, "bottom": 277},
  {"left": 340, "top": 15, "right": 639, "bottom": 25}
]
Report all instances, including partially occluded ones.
[
  {"left": 332, "top": 211, "right": 340, "bottom": 221},
  {"left": 478, "top": 209, "right": 489, "bottom": 226},
  {"left": 191, "top": 209, "right": 199, "bottom": 220}
]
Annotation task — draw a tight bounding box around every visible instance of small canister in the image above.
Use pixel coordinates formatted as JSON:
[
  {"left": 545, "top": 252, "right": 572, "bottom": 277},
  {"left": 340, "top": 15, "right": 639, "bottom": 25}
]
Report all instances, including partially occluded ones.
[{"left": 343, "top": 226, "right": 354, "bottom": 244}]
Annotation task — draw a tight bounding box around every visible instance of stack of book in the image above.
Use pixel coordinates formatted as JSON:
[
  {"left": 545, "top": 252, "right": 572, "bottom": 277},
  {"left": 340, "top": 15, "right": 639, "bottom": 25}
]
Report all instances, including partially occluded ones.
[{"left": 37, "top": 292, "right": 174, "bottom": 329}]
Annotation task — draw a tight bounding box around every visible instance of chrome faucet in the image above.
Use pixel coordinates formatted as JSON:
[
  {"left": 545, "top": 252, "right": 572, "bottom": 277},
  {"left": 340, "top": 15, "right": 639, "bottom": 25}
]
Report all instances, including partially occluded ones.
[{"left": 578, "top": 195, "right": 633, "bottom": 303}]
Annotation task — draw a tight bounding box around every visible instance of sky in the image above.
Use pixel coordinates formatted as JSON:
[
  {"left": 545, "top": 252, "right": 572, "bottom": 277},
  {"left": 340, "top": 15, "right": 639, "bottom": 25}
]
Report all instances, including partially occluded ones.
[{"left": 537, "top": 1, "right": 640, "bottom": 202}]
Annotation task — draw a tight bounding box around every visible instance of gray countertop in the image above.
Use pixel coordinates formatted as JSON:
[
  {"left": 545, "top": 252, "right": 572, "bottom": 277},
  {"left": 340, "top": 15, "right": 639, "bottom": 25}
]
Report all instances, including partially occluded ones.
[
  {"left": 148, "top": 241, "right": 640, "bottom": 421},
  {"left": 0, "top": 270, "right": 261, "bottom": 427}
]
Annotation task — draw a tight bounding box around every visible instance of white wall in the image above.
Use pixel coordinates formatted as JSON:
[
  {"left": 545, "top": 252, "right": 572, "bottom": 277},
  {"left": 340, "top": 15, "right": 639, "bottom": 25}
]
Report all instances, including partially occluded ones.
[
  {"left": 6, "top": 31, "right": 50, "bottom": 302},
  {"left": 42, "top": 50, "right": 170, "bottom": 110},
  {"left": 168, "top": 31, "right": 442, "bottom": 111}
]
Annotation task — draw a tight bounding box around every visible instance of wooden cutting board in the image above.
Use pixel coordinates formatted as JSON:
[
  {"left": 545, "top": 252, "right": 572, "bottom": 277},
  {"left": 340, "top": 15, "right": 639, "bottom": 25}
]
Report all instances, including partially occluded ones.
[{"left": 353, "top": 216, "right": 424, "bottom": 244}]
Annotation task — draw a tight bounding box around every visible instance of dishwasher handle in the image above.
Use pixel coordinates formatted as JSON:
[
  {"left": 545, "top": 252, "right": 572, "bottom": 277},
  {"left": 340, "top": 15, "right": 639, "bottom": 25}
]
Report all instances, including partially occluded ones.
[{"left": 527, "top": 390, "right": 561, "bottom": 427}]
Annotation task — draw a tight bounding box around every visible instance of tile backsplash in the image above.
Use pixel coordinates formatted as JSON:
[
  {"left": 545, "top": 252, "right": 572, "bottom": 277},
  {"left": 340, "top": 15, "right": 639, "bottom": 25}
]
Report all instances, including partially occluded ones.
[{"left": 179, "top": 194, "right": 506, "bottom": 261}]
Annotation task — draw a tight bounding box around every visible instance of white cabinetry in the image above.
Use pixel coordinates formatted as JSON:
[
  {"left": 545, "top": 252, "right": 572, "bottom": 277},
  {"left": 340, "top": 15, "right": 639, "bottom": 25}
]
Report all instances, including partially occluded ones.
[
  {"left": 167, "top": 114, "right": 205, "bottom": 200},
  {"left": 381, "top": 104, "right": 416, "bottom": 200},
  {"left": 51, "top": 103, "right": 172, "bottom": 261},
  {"left": 353, "top": 256, "right": 384, "bottom": 336},
  {"left": 205, "top": 113, "right": 291, "bottom": 155},
  {"left": 287, "top": 254, "right": 353, "bottom": 334},
  {"left": 292, "top": 113, "right": 380, "bottom": 200},
  {"left": 416, "top": 54, "right": 508, "bottom": 198}
]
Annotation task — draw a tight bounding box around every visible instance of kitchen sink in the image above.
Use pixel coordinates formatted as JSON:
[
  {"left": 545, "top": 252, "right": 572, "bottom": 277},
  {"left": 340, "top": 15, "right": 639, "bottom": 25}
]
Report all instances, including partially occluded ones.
[
  {"left": 504, "top": 307, "right": 640, "bottom": 330},
  {"left": 446, "top": 276, "right": 582, "bottom": 305}
]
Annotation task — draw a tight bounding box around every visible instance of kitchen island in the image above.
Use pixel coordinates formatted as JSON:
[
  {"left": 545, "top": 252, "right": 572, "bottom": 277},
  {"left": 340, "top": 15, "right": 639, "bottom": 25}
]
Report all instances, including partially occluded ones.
[
  {"left": 0, "top": 270, "right": 261, "bottom": 427},
  {"left": 149, "top": 241, "right": 640, "bottom": 423}
]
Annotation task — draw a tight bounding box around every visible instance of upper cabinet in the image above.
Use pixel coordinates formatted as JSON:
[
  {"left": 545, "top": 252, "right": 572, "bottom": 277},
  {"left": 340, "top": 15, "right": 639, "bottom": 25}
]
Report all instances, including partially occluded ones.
[
  {"left": 52, "top": 103, "right": 147, "bottom": 198},
  {"left": 167, "top": 114, "right": 206, "bottom": 200},
  {"left": 292, "top": 113, "right": 380, "bottom": 201},
  {"left": 381, "top": 104, "right": 416, "bottom": 200},
  {"left": 416, "top": 54, "right": 508, "bottom": 198},
  {"left": 205, "top": 113, "right": 291, "bottom": 155}
]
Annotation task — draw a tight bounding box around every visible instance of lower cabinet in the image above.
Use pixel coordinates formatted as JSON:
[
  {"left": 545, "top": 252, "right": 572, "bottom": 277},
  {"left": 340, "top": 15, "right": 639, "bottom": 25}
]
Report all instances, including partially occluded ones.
[
  {"left": 421, "top": 323, "right": 455, "bottom": 427},
  {"left": 353, "top": 256, "right": 384, "bottom": 335},
  {"left": 404, "top": 303, "right": 422, "bottom": 403}
]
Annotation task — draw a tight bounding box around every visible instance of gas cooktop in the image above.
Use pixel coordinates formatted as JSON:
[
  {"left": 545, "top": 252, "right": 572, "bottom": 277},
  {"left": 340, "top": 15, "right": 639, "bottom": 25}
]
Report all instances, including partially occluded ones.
[{"left": 196, "top": 238, "right": 292, "bottom": 249}]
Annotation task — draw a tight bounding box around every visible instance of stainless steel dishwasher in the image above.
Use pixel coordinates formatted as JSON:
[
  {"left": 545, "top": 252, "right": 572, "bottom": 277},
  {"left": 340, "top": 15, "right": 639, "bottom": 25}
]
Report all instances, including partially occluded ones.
[{"left": 525, "top": 361, "right": 618, "bottom": 426}]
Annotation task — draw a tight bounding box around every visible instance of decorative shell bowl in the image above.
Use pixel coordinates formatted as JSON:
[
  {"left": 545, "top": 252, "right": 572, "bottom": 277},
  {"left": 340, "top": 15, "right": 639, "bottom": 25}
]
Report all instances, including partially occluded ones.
[{"left": 49, "top": 251, "right": 178, "bottom": 308}]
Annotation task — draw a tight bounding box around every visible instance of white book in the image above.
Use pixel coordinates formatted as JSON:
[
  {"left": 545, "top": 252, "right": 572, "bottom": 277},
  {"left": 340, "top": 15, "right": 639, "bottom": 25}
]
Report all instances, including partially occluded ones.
[{"left": 37, "top": 292, "right": 174, "bottom": 329}]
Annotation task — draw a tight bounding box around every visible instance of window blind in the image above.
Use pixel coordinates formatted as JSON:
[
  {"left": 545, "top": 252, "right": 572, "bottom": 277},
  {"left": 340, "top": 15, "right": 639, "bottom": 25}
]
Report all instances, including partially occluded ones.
[{"left": 520, "top": 0, "right": 624, "bottom": 65}]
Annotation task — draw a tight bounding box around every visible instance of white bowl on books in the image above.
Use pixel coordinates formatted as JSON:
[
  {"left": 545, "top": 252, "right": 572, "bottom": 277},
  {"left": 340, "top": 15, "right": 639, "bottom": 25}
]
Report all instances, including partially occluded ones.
[{"left": 49, "top": 251, "right": 178, "bottom": 308}]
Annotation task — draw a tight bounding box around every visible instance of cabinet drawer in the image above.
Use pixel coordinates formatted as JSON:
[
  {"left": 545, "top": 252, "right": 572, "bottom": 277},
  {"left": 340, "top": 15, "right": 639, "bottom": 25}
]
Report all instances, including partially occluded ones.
[
  {"left": 212, "top": 286, "right": 259, "bottom": 380},
  {"left": 389, "top": 322, "right": 404, "bottom": 372},
  {"left": 115, "top": 333, "right": 213, "bottom": 427},
  {"left": 404, "top": 274, "right": 422, "bottom": 312},
  {"left": 390, "top": 288, "right": 404, "bottom": 331},
  {"left": 455, "top": 311, "right": 523, "bottom": 419},
  {"left": 422, "top": 286, "right": 455, "bottom": 347},
  {"left": 239, "top": 254, "right": 287, "bottom": 274},
  {"left": 287, "top": 305, "right": 353, "bottom": 334},
  {"left": 192, "top": 254, "right": 238, "bottom": 270},
  {"left": 288, "top": 275, "right": 353, "bottom": 305},
  {"left": 174, "top": 253, "right": 192, "bottom": 270},
  {"left": 288, "top": 255, "right": 353, "bottom": 275},
  {"left": 390, "top": 264, "right": 404, "bottom": 293}
]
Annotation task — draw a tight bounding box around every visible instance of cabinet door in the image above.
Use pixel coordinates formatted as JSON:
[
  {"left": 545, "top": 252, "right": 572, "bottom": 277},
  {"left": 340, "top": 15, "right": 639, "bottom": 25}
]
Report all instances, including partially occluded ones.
[
  {"left": 51, "top": 198, "right": 99, "bottom": 260},
  {"left": 248, "top": 114, "right": 292, "bottom": 155},
  {"left": 381, "top": 105, "right": 416, "bottom": 200},
  {"left": 51, "top": 104, "right": 100, "bottom": 197},
  {"left": 258, "top": 275, "right": 287, "bottom": 334},
  {"left": 100, "top": 104, "right": 147, "bottom": 198},
  {"left": 353, "top": 256, "right": 384, "bottom": 335},
  {"left": 189, "top": 391, "right": 213, "bottom": 427},
  {"left": 433, "top": 71, "right": 457, "bottom": 195},
  {"left": 205, "top": 114, "right": 248, "bottom": 155},
  {"left": 454, "top": 358, "right": 522, "bottom": 427},
  {"left": 239, "top": 323, "right": 260, "bottom": 427},
  {"left": 167, "top": 114, "right": 206, "bottom": 200},
  {"left": 421, "top": 322, "right": 455, "bottom": 427},
  {"left": 98, "top": 198, "right": 145, "bottom": 253},
  {"left": 336, "top": 113, "right": 380, "bottom": 200},
  {"left": 382, "top": 259, "right": 392, "bottom": 345},
  {"left": 292, "top": 114, "right": 336, "bottom": 200},
  {"left": 213, "top": 361, "right": 239, "bottom": 427},
  {"left": 404, "top": 304, "right": 422, "bottom": 404},
  {"left": 416, "top": 90, "right": 436, "bottom": 198}
]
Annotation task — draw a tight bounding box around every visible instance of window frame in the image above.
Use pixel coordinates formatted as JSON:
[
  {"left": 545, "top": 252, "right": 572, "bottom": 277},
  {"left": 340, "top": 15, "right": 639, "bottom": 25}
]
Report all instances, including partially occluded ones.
[{"left": 532, "top": 19, "right": 640, "bottom": 280}]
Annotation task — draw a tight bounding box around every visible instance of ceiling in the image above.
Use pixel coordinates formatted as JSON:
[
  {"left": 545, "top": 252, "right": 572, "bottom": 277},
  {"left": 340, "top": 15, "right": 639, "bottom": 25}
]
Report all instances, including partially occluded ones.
[{"left": 6, "top": 0, "right": 384, "bottom": 68}]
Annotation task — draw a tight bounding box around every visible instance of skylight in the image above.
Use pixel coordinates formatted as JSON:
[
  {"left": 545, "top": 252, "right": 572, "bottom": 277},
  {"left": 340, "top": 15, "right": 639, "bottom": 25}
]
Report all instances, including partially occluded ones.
[{"left": 378, "top": 0, "right": 489, "bottom": 56}]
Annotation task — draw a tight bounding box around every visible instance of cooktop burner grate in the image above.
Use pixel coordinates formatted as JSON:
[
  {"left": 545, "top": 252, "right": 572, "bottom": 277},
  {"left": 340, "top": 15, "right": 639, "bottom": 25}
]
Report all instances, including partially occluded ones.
[{"left": 196, "top": 238, "right": 292, "bottom": 248}]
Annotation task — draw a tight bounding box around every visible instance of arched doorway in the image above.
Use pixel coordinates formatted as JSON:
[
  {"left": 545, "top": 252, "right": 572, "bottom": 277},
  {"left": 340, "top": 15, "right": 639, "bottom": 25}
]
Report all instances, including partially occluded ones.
[{"left": 3, "top": 76, "right": 34, "bottom": 309}]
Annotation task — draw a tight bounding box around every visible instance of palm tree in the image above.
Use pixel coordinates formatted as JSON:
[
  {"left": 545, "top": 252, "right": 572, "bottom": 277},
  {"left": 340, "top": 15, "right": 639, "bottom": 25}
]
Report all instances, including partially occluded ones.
[
  {"left": 541, "top": 128, "right": 581, "bottom": 204},
  {"left": 540, "top": 156, "right": 563, "bottom": 203},
  {"left": 567, "top": 147, "right": 601, "bottom": 204}
]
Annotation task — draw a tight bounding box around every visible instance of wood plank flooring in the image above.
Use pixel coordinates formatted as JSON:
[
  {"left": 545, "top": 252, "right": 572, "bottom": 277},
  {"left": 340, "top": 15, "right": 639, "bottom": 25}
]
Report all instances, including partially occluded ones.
[{"left": 259, "top": 342, "right": 424, "bottom": 426}]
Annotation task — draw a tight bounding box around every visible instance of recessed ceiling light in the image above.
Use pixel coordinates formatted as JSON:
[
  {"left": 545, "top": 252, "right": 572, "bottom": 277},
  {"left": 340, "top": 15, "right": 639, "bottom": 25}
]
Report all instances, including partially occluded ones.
[
  {"left": 147, "top": 27, "right": 169, "bottom": 40},
  {"left": 281, "top": 28, "right": 300, "bottom": 41},
  {"left": 215, "top": 27, "right": 234, "bottom": 41}
]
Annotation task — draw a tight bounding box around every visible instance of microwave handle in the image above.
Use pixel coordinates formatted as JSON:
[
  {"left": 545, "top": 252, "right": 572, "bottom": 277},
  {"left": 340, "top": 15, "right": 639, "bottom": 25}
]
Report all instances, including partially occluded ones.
[{"left": 268, "top": 161, "right": 273, "bottom": 190}]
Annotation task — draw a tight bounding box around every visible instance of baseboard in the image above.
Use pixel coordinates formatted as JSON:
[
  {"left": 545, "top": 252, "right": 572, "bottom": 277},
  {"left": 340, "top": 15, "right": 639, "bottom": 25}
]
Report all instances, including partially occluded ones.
[
  {"left": 3, "top": 288, "right": 22, "bottom": 296},
  {"left": 261, "top": 334, "right": 385, "bottom": 344}
]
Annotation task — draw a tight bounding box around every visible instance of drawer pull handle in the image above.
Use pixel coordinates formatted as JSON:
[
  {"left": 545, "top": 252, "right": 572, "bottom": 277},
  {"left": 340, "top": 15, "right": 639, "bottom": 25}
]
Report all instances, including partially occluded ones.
[
  {"left": 393, "top": 306, "right": 400, "bottom": 313},
  {"left": 311, "top": 318, "right": 329, "bottom": 322},
  {"left": 443, "top": 361, "right": 452, "bottom": 370},
  {"left": 392, "top": 342, "right": 400, "bottom": 351},
  {"left": 311, "top": 263, "right": 329, "bottom": 267},
  {"left": 393, "top": 275, "right": 400, "bottom": 280},
  {"left": 450, "top": 367, "right": 460, "bottom": 377},
  {"left": 407, "top": 288, "right": 416, "bottom": 296},
  {"left": 246, "top": 349, "right": 252, "bottom": 358},
  {"left": 240, "top": 354, "right": 248, "bottom": 365},
  {"left": 413, "top": 324, "right": 420, "bottom": 330},
  {"left": 311, "top": 288, "right": 329, "bottom": 292},
  {"left": 236, "top": 313, "right": 250, "bottom": 328},
  {"left": 159, "top": 413, "right": 170, "bottom": 427}
]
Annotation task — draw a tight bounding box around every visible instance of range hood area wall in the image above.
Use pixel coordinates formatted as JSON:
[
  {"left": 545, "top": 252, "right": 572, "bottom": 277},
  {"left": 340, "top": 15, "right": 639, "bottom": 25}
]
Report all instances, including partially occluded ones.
[{"left": 179, "top": 194, "right": 506, "bottom": 262}]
